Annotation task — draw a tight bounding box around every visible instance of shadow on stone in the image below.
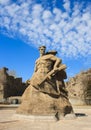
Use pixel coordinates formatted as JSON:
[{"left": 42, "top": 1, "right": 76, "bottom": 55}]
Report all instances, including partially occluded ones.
[
  {"left": 75, "top": 113, "right": 87, "bottom": 117},
  {"left": 0, "top": 120, "right": 18, "bottom": 124}
]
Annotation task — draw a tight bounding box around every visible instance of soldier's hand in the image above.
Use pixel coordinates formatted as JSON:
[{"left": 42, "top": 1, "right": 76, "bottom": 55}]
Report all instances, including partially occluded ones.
[
  {"left": 47, "top": 75, "right": 51, "bottom": 79},
  {"left": 53, "top": 67, "right": 58, "bottom": 72}
]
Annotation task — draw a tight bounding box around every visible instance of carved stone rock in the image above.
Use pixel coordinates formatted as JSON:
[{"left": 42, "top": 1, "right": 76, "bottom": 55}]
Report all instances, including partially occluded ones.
[
  {"left": 66, "top": 68, "right": 91, "bottom": 105},
  {"left": 17, "top": 85, "right": 73, "bottom": 116}
]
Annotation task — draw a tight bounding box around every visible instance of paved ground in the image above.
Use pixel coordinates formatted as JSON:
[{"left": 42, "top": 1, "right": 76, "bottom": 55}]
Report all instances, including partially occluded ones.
[{"left": 0, "top": 105, "right": 91, "bottom": 130}]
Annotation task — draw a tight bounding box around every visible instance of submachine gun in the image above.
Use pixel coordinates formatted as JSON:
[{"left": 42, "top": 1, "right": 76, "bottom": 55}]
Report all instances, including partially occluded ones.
[{"left": 38, "top": 64, "right": 67, "bottom": 86}]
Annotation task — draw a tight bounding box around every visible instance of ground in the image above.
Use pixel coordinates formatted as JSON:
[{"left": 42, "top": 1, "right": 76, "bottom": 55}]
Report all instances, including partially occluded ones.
[{"left": 0, "top": 105, "right": 91, "bottom": 130}]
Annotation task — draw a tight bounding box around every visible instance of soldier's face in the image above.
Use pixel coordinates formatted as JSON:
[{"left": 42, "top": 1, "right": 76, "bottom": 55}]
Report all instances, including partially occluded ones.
[{"left": 39, "top": 47, "right": 45, "bottom": 55}]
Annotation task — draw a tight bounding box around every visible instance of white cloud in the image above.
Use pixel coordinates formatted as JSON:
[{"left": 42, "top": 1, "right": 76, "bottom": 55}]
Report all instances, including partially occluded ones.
[
  {"left": 63, "top": 0, "right": 71, "bottom": 12},
  {"left": 0, "top": 0, "right": 91, "bottom": 58},
  {"left": 0, "top": 0, "right": 10, "bottom": 5}
]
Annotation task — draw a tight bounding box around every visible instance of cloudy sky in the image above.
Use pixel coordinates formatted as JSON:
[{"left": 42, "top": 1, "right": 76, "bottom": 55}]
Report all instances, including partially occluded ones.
[{"left": 0, "top": 0, "right": 91, "bottom": 81}]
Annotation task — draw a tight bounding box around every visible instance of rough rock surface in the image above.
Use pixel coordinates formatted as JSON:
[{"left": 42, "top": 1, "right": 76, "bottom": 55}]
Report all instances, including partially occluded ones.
[
  {"left": 66, "top": 68, "right": 91, "bottom": 105},
  {"left": 17, "top": 85, "right": 73, "bottom": 116}
]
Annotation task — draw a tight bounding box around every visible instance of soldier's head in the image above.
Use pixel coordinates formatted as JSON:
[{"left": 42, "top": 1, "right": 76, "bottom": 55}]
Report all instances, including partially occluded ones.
[{"left": 39, "top": 46, "right": 46, "bottom": 56}]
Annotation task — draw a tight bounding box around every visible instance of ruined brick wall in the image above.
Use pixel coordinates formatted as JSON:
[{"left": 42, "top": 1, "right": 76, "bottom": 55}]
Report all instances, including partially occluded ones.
[
  {"left": 0, "top": 67, "right": 8, "bottom": 100},
  {"left": 0, "top": 67, "right": 27, "bottom": 100}
]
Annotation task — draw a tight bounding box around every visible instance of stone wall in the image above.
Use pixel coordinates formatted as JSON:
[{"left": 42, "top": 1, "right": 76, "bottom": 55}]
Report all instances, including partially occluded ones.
[
  {"left": 0, "top": 67, "right": 28, "bottom": 101},
  {"left": 66, "top": 68, "right": 91, "bottom": 105}
]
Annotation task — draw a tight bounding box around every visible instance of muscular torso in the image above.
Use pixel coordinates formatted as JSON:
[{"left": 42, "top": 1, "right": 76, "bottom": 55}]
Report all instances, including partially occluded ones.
[{"left": 36, "top": 56, "right": 54, "bottom": 74}]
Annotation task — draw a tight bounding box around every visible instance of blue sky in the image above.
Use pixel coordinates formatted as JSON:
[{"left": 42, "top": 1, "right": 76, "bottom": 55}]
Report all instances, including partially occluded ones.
[{"left": 0, "top": 0, "right": 91, "bottom": 82}]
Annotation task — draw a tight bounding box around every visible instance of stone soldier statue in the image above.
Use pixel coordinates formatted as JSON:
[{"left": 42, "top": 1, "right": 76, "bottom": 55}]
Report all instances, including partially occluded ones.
[
  {"left": 30, "top": 46, "right": 67, "bottom": 97},
  {"left": 17, "top": 46, "right": 74, "bottom": 120}
]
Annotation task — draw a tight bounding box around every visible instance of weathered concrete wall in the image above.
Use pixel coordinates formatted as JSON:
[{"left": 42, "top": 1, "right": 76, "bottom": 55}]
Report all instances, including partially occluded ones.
[
  {"left": 66, "top": 68, "right": 91, "bottom": 105},
  {"left": 0, "top": 67, "right": 27, "bottom": 101}
]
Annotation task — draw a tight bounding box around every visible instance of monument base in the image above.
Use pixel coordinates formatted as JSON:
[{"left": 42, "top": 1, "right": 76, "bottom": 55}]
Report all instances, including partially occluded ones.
[
  {"left": 13, "top": 113, "right": 76, "bottom": 122},
  {"left": 13, "top": 114, "right": 56, "bottom": 122}
]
